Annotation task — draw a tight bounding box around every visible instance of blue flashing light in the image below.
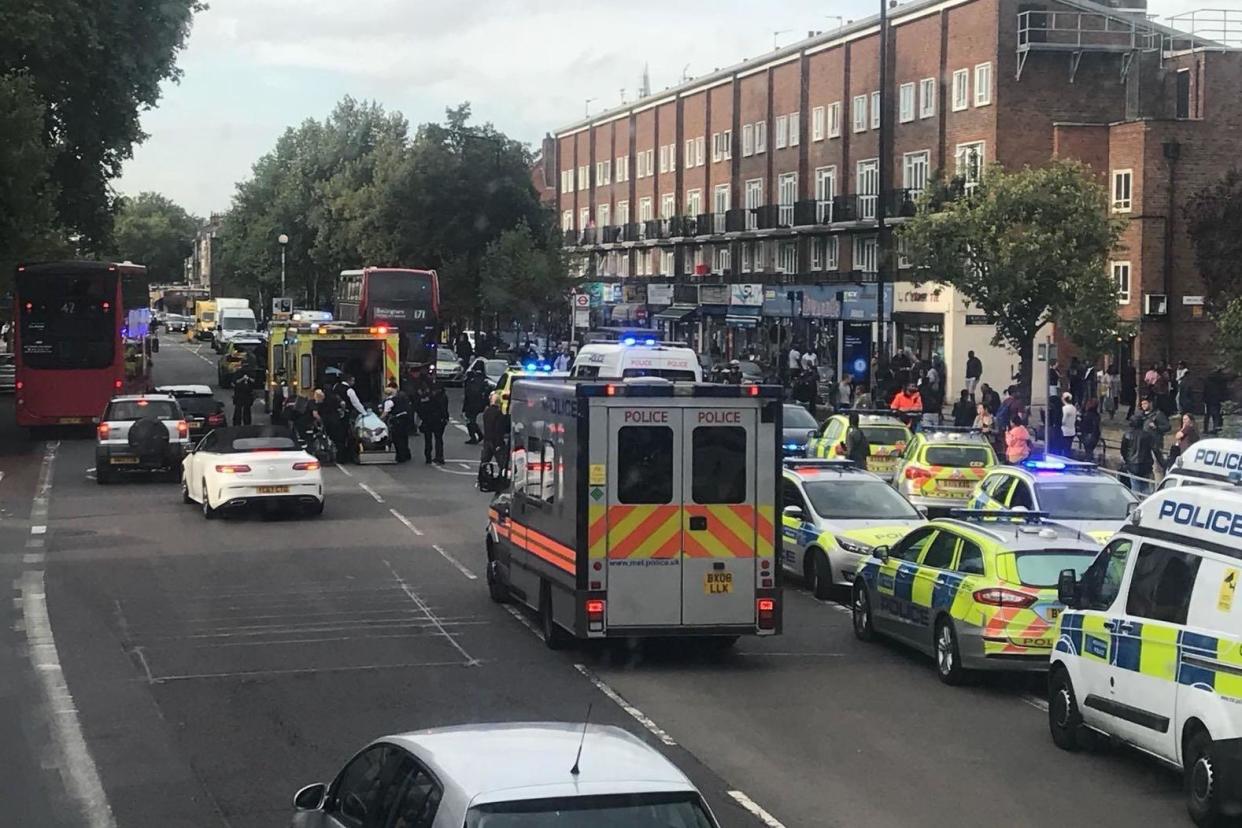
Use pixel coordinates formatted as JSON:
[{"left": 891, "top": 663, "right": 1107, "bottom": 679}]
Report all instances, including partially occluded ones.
[
  {"left": 524, "top": 363, "right": 537, "bottom": 372},
  {"left": 540, "top": 363, "right": 552, "bottom": 372},
  {"left": 1023, "top": 459, "right": 1066, "bottom": 471},
  {"left": 643, "top": 337, "right": 656, "bottom": 346},
  {"left": 783, "top": 442, "right": 806, "bottom": 451},
  {"left": 622, "top": 336, "right": 637, "bottom": 346}
]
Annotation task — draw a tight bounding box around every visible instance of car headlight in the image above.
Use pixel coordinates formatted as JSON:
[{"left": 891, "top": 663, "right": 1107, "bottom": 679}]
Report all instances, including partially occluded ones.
[{"left": 835, "top": 537, "right": 872, "bottom": 556}]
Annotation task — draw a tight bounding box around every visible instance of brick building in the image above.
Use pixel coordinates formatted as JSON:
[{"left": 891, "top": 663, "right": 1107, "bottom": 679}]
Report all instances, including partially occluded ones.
[{"left": 549, "top": 0, "right": 1241, "bottom": 395}]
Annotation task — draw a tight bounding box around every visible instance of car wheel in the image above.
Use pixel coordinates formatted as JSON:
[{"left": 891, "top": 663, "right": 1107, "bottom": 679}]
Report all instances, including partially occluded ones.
[
  {"left": 540, "top": 583, "right": 569, "bottom": 651},
  {"left": 810, "top": 548, "right": 834, "bottom": 601},
  {"left": 1048, "top": 667, "right": 1084, "bottom": 751},
  {"left": 935, "top": 618, "right": 966, "bottom": 686},
  {"left": 201, "top": 480, "right": 217, "bottom": 520},
  {"left": 486, "top": 549, "right": 510, "bottom": 604},
  {"left": 852, "top": 584, "right": 875, "bottom": 641},
  {"left": 1185, "top": 727, "right": 1225, "bottom": 827},
  {"left": 96, "top": 465, "right": 111, "bottom": 485}
]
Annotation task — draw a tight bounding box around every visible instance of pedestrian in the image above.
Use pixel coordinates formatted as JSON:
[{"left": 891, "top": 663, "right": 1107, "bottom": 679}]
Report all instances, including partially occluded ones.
[
  {"left": 462, "top": 362, "right": 488, "bottom": 444},
  {"left": 1100, "top": 366, "right": 1117, "bottom": 420},
  {"left": 1005, "top": 414, "right": 1033, "bottom": 464},
  {"left": 417, "top": 380, "right": 449, "bottom": 464},
  {"left": 978, "top": 382, "right": 1000, "bottom": 415},
  {"left": 1175, "top": 361, "right": 1193, "bottom": 414},
  {"left": 801, "top": 348, "right": 818, "bottom": 375},
  {"left": 974, "top": 404, "right": 1000, "bottom": 456},
  {"left": 455, "top": 332, "right": 474, "bottom": 367},
  {"left": 333, "top": 373, "right": 366, "bottom": 464},
  {"left": 1143, "top": 363, "right": 1161, "bottom": 394},
  {"left": 1047, "top": 359, "right": 1062, "bottom": 400},
  {"left": 837, "top": 375, "right": 853, "bottom": 409},
  {"left": 1120, "top": 414, "right": 1162, "bottom": 494},
  {"left": 891, "top": 382, "right": 923, "bottom": 429},
  {"left": 952, "top": 389, "right": 975, "bottom": 427},
  {"left": 853, "top": 385, "right": 873, "bottom": 411},
  {"left": 843, "top": 412, "right": 871, "bottom": 467},
  {"left": 1139, "top": 396, "right": 1171, "bottom": 452},
  {"left": 788, "top": 342, "right": 803, "bottom": 379},
  {"left": 793, "top": 370, "right": 818, "bottom": 415},
  {"left": 1121, "top": 367, "right": 1138, "bottom": 420},
  {"left": 231, "top": 371, "right": 255, "bottom": 426},
  {"left": 554, "top": 349, "right": 571, "bottom": 372},
  {"left": 1059, "top": 392, "right": 1078, "bottom": 458},
  {"left": 481, "top": 391, "right": 509, "bottom": 470},
  {"left": 1079, "top": 399, "right": 1102, "bottom": 462},
  {"left": 1203, "top": 367, "right": 1227, "bottom": 435},
  {"left": 382, "top": 382, "right": 412, "bottom": 463},
  {"left": 1154, "top": 368, "right": 1173, "bottom": 416},
  {"left": 725, "top": 360, "right": 743, "bottom": 385},
  {"left": 1068, "top": 356, "right": 1085, "bottom": 405},
  {"left": 964, "top": 350, "right": 983, "bottom": 398},
  {"left": 1167, "top": 412, "right": 1201, "bottom": 465},
  {"left": 1047, "top": 392, "right": 1064, "bottom": 457}
]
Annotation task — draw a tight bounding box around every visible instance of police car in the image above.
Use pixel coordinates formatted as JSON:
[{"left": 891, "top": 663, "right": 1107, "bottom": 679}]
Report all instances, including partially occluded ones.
[
  {"left": 1158, "top": 437, "right": 1242, "bottom": 494},
  {"left": 569, "top": 336, "right": 703, "bottom": 382},
  {"left": 1049, "top": 486, "right": 1242, "bottom": 826},
  {"left": 968, "top": 458, "right": 1139, "bottom": 544},
  {"left": 852, "top": 510, "right": 1102, "bottom": 684},
  {"left": 806, "top": 411, "right": 912, "bottom": 477},
  {"left": 890, "top": 428, "right": 997, "bottom": 514},
  {"left": 781, "top": 459, "right": 926, "bottom": 599}
]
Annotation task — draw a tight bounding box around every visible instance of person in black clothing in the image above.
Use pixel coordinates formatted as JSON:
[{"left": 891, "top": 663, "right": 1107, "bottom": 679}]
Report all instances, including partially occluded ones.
[
  {"left": 964, "top": 351, "right": 983, "bottom": 398},
  {"left": 462, "top": 362, "right": 489, "bottom": 444},
  {"left": 951, "top": 389, "right": 975, "bottom": 427},
  {"left": 1203, "top": 367, "right": 1228, "bottom": 434},
  {"left": 1121, "top": 367, "right": 1138, "bottom": 421},
  {"left": 231, "top": 371, "right": 255, "bottom": 425},
  {"left": 1120, "top": 414, "right": 1163, "bottom": 494},
  {"left": 480, "top": 392, "right": 509, "bottom": 469},
  {"left": 330, "top": 375, "right": 359, "bottom": 464},
  {"left": 1079, "top": 398, "right": 1102, "bottom": 461},
  {"left": 383, "top": 382, "right": 413, "bottom": 463},
  {"left": 978, "top": 382, "right": 1001, "bottom": 415},
  {"left": 456, "top": 332, "right": 474, "bottom": 367},
  {"left": 843, "top": 412, "right": 871, "bottom": 467},
  {"left": 416, "top": 380, "right": 449, "bottom": 464},
  {"left": 792, "top": 371, "right": 818, "bottom": 415}
]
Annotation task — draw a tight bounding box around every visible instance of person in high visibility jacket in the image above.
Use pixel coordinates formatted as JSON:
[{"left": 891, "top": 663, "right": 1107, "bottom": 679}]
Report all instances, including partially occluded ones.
[{"left": 890, "top": 383, "right": 923, "bottom": 430}]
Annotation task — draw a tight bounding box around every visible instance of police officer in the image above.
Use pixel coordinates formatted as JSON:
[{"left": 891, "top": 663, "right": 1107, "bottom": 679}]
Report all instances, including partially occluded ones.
[
  {"left": 332, "top": 372, "right": 363, "bottom": 464},
  {"left": 231, "top": 365, "right": 255, "bottom": 425},
  {"left": 481, "top": 391, "right": 509, "bottom": 471},
  {"left": 416, "top": 379, "right": 449, "bottom": 464},
  {"left": 462, "top": 361, "right": 488, "bottom": 444},
  {"left": 382, "top": 382, "right": 413, "bottom": 463}
]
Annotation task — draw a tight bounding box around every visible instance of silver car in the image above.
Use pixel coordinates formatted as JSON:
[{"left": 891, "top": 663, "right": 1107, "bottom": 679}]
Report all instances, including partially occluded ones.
[
  {"left": 94, "top": 394, "right": 190, "bottom": 484},
  {"left": 291, "top": 722, "right": 720, "bottom": 827}
]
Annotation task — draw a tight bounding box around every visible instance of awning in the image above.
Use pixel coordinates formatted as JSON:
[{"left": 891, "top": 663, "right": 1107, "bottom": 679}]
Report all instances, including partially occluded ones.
[
  {"left": 693, "top": 304, "right": 729, "bottom": 319},
  {"left": 725, "top": 306, "right": 762, "bottom": 327},
  {"left": 652, "top": 303, "right": 696, "bottom": 322}
]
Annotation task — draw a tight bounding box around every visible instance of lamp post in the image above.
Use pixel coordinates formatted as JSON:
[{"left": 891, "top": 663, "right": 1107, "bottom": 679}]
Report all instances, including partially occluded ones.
[{"left": 277, "top": 233, "right": 289, "bottom": 299}]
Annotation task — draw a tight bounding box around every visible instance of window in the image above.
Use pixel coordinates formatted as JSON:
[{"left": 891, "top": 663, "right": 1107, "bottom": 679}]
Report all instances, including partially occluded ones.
[
  {"left": 597, "top": 204, "right": 610, "bottom": 228},
  {"left": 755, "top": 120, "right": 767, "bottom": 153},
  {"left": 812, "top": 106, "right": 825, "bottom": 141},
  {"left": 789, "top": 112, "right": 800, "bottom": 146},
  {"left": 778, "top": 241, "right": 797, "bottom": 275},
  {"left": 615, "top": 200, "right": 629, "bottom": 226},
  {"left": 331, "top": 744, "right": 407, "bottom": 828},
  {"left": 955, "top": 141, "right": 985, "bottom": 191},
  {"left": 578, "top": 164, "right": 589, "bottom": 190},
  {"left": 742, "top": 123, "right": 755, "bottom": 156},
  {"left": 645, "top": 148, "right": 654, "bottom": 176},
  {"left": 1126, "top": 544, "right": 1201, "bottom": 624},
  {"left": 870, "top": 91, "right": 881, "bottom": 129},
  {"left": 668, "top": 143, "right": 676, "bottom": 172},
  {"left": 616, "top": 155, "right": 628, "bottom": 182},
  {"left": 741, "top": 242, "right": 755, "bottom": 273},
  {"left": 853, "top": 95, "right": 868, "bottom": 132},
  {"left": 775, "top": 114, "right": 789, "bottom": 149},
  {"left": 952, "top": 68, "right": 969, "bottom": 111},
  {"left": 618, "top": 427, "right": 673, "bottom": 503},
  {"left": 1079, "top": 540, "right": 1132, "bottom": 611},
  {"left": 956, "top": 541, "right": 985, "bottom": 575},
  {"left": 722, "top": 129, "right": 732, "bottom": 160},
  {"left": 713, "top": 245, "right": 730, "bottom": 273},
  {"left": 745, "top": 179, "right": 763, "bottom": 230},
  {"left": 301, "top": 353, "right": 312, "bottom": 389},
  {"left": 596, "top": 160, "right": 610, "bottom": 185},
  {"left": 659, "top": 145, "right": 669, "bottom": 174},
  {"left": 685, "top": 139, "right": 694, "bottom": 168},
  {"left": 1009, "top": 480, "right": 1035, "bottom": 511},
  {"left": 713, "top": 183, "right": 730, "bottom": 214},
  {"left": 638, "top": 196, "right": 653, "bottom": 222},
  {"left": 828, "top": 101, "right": 841, "bottom": 138},
  {"left": 685, "top": 189, "right": 701, "bottom": 216},
  {"left": 857, "top": 158, "right": 879, "bottom": 220},
  {"left": 660, "top": 249, "right": 674, "bottom": 275},
  {"left": 711, "top": 132, "right": 722, "bottom": 163},
  {"left": 755, "top": 240, "right": 769, "bottom": 271},
  {"left": 693, "top": 427, "right": 747, "bottom": 503},
  {"left": 782, "top": 479, "right": 809, "bottom": 512},
  {"left": 561, "top": 210, "right": 572, "bottom": 231},
  {"left": 921, "top": 531, "right": 959, "bottom": 569},
  {"left": 1112, "top": 170, "right": 1133, "bottom": 212},
  {"left": 974, "top": 62, "right": 992, "bottom": 106},
  {"left": 636, "top": 151, "right": 647, "bottom": 179},
  {"left": 695, "top": 136, "right": 705, "bottom": 167},
  {"left": 814, "top": 166, "right": 836, "bottom": 222},
  {"left": 899, "top": 82, "right": 915, "bottom": 123},
  {"left": 778, "top": 172, "right": 797, "bottom": 226},
  {"left": 560, "top": 169, "right": 573, "bottom": 193},
  {"left": 892, "top": 527, "right": 937, "bottom": 561},
  {"left": 919, "top": 78, "right": 936, "bottom": 118},
  {"left": 522, "top": 432, "right": 558, "bottom": 505},
  {"left": 854, "top": 236, "right": 878, "bottom": 273},
  {"left": 389, "top": 768, "right": 442, "bottom": 828},
  {"left": 1176, "top": 68, "right": 1191, "bottom": 119},
  {"left": 1112, "top": 261, "right": 1131, "bottom": 304},
  {"left": 811, "top": 237, "right": 838, "bottom": 271},
  {"left": 660, "top": 193, "right": 675, "bottom": 219},
  {"left": 636, "top": 250, "right": 650, "bottom": 276},
  {"left": 903, "top": 150, "right": 930, "bottom": 198}
]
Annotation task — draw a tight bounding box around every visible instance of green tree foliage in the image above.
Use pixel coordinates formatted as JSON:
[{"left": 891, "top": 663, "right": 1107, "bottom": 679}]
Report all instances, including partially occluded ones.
[
  {"left": 1216, "top": 297, "right": 1242, "bottom": 375},
  {"left": 109, "top": 192, "right": 201, "bottom": 282},
  {"left": 1185, "top": 167, "right": 1242, "bottom": 314},
  {"left": 899, "top": 160, "right": 1125, "bottom": 403},
  {"left": 479, "top": 222, "right": 572, "bottom": 330},
  {"left": 0, "top": 0, "right": 204, "bottom": 251}
]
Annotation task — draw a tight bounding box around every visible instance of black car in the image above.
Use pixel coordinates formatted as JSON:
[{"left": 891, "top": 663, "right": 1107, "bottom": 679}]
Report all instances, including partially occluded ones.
[
  {"left": 158, "top": 385, "right": 227, "bottom": 440},
  {"left": 782, "top": 403, "right": 820, "bottom": 457}
]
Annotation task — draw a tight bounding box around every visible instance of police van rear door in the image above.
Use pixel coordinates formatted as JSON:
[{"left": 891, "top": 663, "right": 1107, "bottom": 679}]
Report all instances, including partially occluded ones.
[{"left": 681, "top": 403, "right": 758, "bottom": 626}]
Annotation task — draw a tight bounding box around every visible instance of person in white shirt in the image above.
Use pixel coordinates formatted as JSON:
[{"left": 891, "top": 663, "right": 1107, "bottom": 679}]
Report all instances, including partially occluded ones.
[
  {"left": 801, "top": 350, "right": 817, "bottom": 372},
  {"left": 788, "top": 346, "right": 802, "bottom": 373},
  {"left": 554, "top": 350, "right": 570, "bottom": 372},
  {"left": 1060, "top": 391, "right": 1078, "bottom": 457}
]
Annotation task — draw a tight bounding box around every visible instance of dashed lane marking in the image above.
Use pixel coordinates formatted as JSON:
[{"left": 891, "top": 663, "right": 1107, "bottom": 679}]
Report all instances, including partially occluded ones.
[
  {"left": 431, "top": 544, "right": 477, "bottom": 580},
  {"left": 573, "top": 664, "right": 678, "bottom": 747},
  {"left": 727, "top": 791, "right": 787, "bottom": 828},
  {"left": 504, "top": 605, "right": 542, "bottom": 639},
  {"left": 389, "top": 508, "right": 424, "bottom": 536},
  {"left": 358, "top": 482, "right": 384, "bottom": 503}
]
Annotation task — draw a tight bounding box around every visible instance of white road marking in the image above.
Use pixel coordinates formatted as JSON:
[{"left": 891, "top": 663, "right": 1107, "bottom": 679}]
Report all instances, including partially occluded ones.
[
  {"left": 431, "top": 543, "right": 478, "bottom": 580},
  {"left": 727, "top": 790, "right": 787, "bottom": 828},
  {"left": 433, "top": 465, "right": 475, "bottom": 476},
  {"left": 336, "top": 465, "right": 354, "bottom": 477},
  {"left": 389, "top": 508, "right": 424, "bottom": 535},
  {"left": 573, "top": 664, "right": 678, "bottom": 747},
  {"left": 384, "top": 560, "right": 479, "bottom": 666},
  {"left": 1022, "top": 693, "right": 1050, "bottom": 713},
  {"left": 358, "top": 482, "right": 384, "bottom": 503},
  {"left": 504, "top": 605, "right": 542, "bottom": 639}
]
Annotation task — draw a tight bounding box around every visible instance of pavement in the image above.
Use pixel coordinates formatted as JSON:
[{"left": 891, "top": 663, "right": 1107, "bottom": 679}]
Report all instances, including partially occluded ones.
[{"left": 0, "top": 336, "right": 1196, "bottom": 828}]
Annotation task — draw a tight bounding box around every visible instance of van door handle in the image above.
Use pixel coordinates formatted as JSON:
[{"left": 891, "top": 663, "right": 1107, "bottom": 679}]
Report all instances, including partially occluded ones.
[
  {"left": 689, "top": 516, "right": 708, "bottom": 531},
  {"left": 1118, "top": 621, "right": 1138, "bottom": 635},
  {"left": 1103, "top": 620, "right": 1120, "bottom": 632}
]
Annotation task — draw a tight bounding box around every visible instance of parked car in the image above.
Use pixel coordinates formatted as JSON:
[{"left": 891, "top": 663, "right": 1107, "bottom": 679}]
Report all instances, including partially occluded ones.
[
  {"left": 182, "top": 424, "right": 323, "bottom": 518},
  {"left": 218, "top": 339, "right": 266, "bottom": 388},
  {"left": 95, "top": 395, "right": 190, "bottom": 484},
  {"left": 156, "top": 385, "right": 226, "bottom": 441}
]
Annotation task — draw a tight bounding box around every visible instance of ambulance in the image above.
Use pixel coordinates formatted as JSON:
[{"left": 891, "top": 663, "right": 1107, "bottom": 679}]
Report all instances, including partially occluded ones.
[
  {"left": 282, "top": 323, "right": 400, "bottom": 408},
  {"left": 1158, "top": 438, "right": 1242, "bottom": 493},
  {"left": 569, "top": 337, "right": 703, "bottom": 382},
  {"left": 1048, "top": 485, "right": 1242, "bottom": 825},
  {"left": 485, "top": 378, "right": 782, "bottom": 648}
]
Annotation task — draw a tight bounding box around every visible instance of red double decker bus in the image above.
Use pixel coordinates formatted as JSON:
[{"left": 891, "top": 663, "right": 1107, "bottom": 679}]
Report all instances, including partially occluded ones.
[
  {"left": 13, "top": 261, "right": 152, "bottom": 427},
  {"left": 336, "top": 267, "right": 440, "bottom": 368}
]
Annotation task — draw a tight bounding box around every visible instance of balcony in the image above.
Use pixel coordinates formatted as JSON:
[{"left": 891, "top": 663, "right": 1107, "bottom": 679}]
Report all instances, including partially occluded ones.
[
  {"left": 580, "top": 227, "right": 597, "bottom": 245},
  {"left": 600, "top": 225, "right": 622, "bottom": 244},
  {"left": 885, "top": 189, "right": 918, "bottom": 218},
  {"left": 793, "top": 200, "right": 820, "bottom": 227},
  {"left": 725, "top": 208, "right": 748, "bottom": 232},
  {"left": 643, "top": 219, "right": 660, "bottom": 240},
  {"left": 697, "top": 213, "right": 715, "bottom": 235},
  {"left": 562, "top": 229, "right": 577, "bottom": 245},
  {"left": 677, "top": 215, "right": 699, "bottom": 237},
  {"left": 621, "top": 222, "right": 641, "bottom": 242},
  {"left": 858, "top": 193, "right": 878, "bottom": 221},
  {"left": 777, "top": 203, "right": 795, "bottom": 228},
  {"left": 832, "top": 195, "right": 859, "bottom": 223},
  {"left": 752, "top": 205, "right": 782, "bottom": 230},
  {"left": 712, "top": 212, "right": 728, "bottom": 234}
]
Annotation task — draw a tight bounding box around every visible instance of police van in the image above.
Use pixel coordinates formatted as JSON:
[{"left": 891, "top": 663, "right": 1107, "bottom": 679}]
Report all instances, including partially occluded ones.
[
  {"left": 1048, "top": 485, "right": 1242, "bottom": 825},
  {"left": 1159, "top": 438, "right": 1242, "bottom": 494},
  {"left": 570, "top": 337, "right": 703, "bottom": 382},
  {"left": 485, "top": 378, "right": 781, "bottom": 647}
]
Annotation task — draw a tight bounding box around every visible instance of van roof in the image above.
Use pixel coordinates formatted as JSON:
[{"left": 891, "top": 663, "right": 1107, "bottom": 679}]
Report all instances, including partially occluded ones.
[
  {"left": 1130, "top": 486, "right": 1242, "bottom": 561},
  {"left": 1168, "top": 438, "right": 1242, "bottom": 484}
]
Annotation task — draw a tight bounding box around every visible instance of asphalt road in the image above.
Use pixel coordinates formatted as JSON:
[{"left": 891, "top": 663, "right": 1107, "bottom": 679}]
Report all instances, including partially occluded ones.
[{"left": 0, "top": 336, "right": 1194, "bottom": 828}]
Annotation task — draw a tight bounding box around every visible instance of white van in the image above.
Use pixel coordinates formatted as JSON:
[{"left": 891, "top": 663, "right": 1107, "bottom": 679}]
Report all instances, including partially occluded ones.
[
  {"left": 570, "top": 338, "right": 702, "bottom": 382},
  {"left": 1159, "top": 438, "right": 1242, "bottom": 494},
  {"left": 214, "top": 307, "right": 259, "bottom": 352},
  {"left": 1048, "top": 485, "right": 1242, "bottom": 825}
]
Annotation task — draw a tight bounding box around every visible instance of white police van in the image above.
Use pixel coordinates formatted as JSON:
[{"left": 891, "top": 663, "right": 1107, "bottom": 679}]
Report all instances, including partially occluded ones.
[
  {"left": 1159, "top": 438, "right": 1242, "bottom": 494},
  {"left": 1048, "top": 485, "right": 1242, "bottom": 825},
  {"left": 570, "top": 336, "right": 703, "bottom": 382}
]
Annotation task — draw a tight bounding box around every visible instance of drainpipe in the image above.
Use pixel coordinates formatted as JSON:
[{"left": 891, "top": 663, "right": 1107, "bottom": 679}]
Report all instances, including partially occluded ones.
[{"left": 1162, "top": 140, "right": 1180, "bottom": 363}]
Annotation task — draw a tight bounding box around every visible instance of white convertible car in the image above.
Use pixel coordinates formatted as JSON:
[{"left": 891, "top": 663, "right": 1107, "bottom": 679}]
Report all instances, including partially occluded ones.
[{"left": 182, "top": 425, "right": 324, "bottom": 518}]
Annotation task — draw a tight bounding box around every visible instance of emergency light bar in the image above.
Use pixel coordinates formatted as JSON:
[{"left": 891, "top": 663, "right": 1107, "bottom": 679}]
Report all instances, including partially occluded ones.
[
  {"left": 947, "top": 508, "right": 1052, "bottom": 523},
  {"left": 783, "top": 458, "right": 858, "bottom": 470},
  {"left": 1021, "top": 457, "right": 1097, "bottom": 472},
  {"left": 578, "top": 382, "right": 780, "bottom": 398}
]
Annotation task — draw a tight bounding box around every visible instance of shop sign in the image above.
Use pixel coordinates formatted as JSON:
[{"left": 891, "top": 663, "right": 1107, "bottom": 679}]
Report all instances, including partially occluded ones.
[
  {"left": 802, "top": 286, "right": 842, "bottom": 319},
  {"left": 699, "top": 284, "right": 730, "bottom": 305},
  {"left": 1183, "top": 295, "right": 1205, "bottom": 306},
  {"left": 585, "top": 282, "right": 604, "bottom": 308},
  {"left": 729, "top": 283, "right": 763, "bottom": 306},
  {"left": 605, "top": 283, "right": 623, "bottom": 304},
  {"left": 965, "top": 314, "right": 990, "bottom": 325},
  {"left": 646, "top": 283, "right": 674, "bottom": 306},
  {"left": 894, "top": 283, "right": 949, "bottom": 312},
  {"left": 623, "top": 282, "right": 645, "bottom": 302}
]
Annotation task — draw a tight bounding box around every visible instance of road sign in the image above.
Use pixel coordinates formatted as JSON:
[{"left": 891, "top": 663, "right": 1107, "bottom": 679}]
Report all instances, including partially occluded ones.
[
  {"left": 272, "top": 297, "right": 293, "bottom": 319},
  {"left": 573, "top": 293, "right": 590, "bottom": 309},
  {"left": 573, "top": 308, "right": 590, "bottom": 328}
]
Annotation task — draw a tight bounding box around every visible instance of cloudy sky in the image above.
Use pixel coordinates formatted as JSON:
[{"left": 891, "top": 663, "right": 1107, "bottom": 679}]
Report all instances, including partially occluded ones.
[{"left": 115, "top": 0, "right": 1206, "bottom": 217}]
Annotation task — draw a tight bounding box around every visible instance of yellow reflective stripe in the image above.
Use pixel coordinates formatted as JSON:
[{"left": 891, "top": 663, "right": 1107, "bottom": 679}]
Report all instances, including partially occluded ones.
[
  {"left": 1082, "top": 615, "right": 1111, "bottom": 662},
  {"left": 606, "top": 505, "right": 654, "bottom": 549},
  {"left": 588, "top": 504, "right": 607, "bottom": 559},
  {"left": 628, "top": 512, "right": 681, "bottom": 558},
  {"left": 1216, "top": 636, "right": 1242, "bottom": 700},
  {"left": 911, "top": 568, "right": 935, "bottom": 608},
  {"left": 756, "top": 504, "right": 775, "bottom": 558},
  {"left": 1138, "top": 623, "right": 1179, "bottom": 681}
]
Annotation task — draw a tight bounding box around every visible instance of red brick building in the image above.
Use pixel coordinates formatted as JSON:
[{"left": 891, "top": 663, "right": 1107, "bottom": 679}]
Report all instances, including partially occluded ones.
[{"left": 551, "top": 0, "right": 1241, "bottom": 392}]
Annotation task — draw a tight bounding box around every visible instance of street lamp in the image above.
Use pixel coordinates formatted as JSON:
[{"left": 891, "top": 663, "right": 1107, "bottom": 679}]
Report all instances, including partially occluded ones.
[{"left": 277, "top": 233, "right": 289, "bottom": 298}]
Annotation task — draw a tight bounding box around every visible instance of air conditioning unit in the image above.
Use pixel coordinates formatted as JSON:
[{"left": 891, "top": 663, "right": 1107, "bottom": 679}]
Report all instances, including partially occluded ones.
[{"left": 1145, "top": 293, "right": 1168, "bottom": 316}]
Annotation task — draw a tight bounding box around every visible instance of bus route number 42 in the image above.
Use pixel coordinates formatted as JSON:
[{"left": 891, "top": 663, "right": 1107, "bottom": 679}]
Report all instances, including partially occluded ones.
[{"left": 705, "top": 571, "right": 734, "bottom": 594}]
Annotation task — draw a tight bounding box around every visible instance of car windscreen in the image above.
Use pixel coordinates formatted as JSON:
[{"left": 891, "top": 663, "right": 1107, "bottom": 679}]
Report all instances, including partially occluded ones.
[
  {"left": 438, "top": 349, "right": 458, "bottom": 362},
  {"left": 1035, "top": 480, "right": 1135, "bottom": 519},
  {"left": 105, "top": 401, "right": 181, "bottom": 421},
  {"left": 228, "top": 437, "right": 298, "bottom": 452},
  {"left": 219, "top": 315, "right": 255, "bottom": 331},
  {"left": 924, "top": 445, "right": 992, "bottom": 467},
  {"left": 621, "top": 368, "right": 698, "bottom": 381},
  {"left": 861, "top": 425, "right": 909, "bottom": 446},
  {"left": 200, "top": 311, "right": 215, "bottom": 322},
  {"left": 465, "top": 793, "right": 716, "bottom": 827},
  {"left": 177, "top": 397, "right": 222, "bottom": 416},
  {"left": 1013, "top": 549, "right": 1100, "bottom": 588},
  {"left": 783, "top": 405, "right": 818, "bottom": 429},
  {"left": 803, "top": 479, "right": 921, "bottom": 519}
]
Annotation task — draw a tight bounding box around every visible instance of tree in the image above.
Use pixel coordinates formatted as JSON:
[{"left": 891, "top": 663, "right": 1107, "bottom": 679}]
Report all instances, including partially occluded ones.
[
  {"left": 110, "top": 192, "right": 201, "bottom": 282},
  {"left": 898, "top": 160, "right": 1125, "bottom": 404},
  {"left": 0, "top": 0, "right": 205, "bottom": 250},
  {"left": 1215, "top": 296, "right": 1242, "bottom": 375},
  {"left": 1185, "top": 167, "right": 1242, "bottom": 314},
  {"left": 479, "top": 223, "right": 571, "bottom": 331}
]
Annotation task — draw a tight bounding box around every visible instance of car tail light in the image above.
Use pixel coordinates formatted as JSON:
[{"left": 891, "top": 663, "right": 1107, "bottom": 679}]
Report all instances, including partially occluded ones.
[
  {"left": 905, "top": 466, "right": 934, "bottom": 482},
  {"left": 214, "top": 464, "right": 251, "bottom": 474},
  {"left": 605, "top": 384, "right": 618, "bottom": 396},
  {"left": 177, "top": 420, "right": 189, "bottom": 438},
  {"left": 114, "top": 379, "right": 123, "bottom": 390},
  {"left": 757, "top": 597, "right": 777, "bottom": 630},
  {"left": 973, "top": 588, "right": 1036, "bottom": 608},
  {"left": 97, "top": 423, "right": 110, "bottom": 439},
  {"left": 293, "top": 461, "right": 320, "bottom": 471},
  {"left": 747, "top": 385, "right": 759, "bottom": 396},
  {"left": 207, "top": 413, "right": 225, "bottom": 426}
]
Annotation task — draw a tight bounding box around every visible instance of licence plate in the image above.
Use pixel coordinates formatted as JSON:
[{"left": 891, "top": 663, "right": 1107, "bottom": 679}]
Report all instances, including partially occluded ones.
[
  {"left": 110, "top": 456, "right": 139, "bottom": 465},
  {"left": 705, "top": 572, "right": 733, "bottom": 594},
  {"left": 1048, "top": 607, "right": 1062, "bottom": 621},
  {"left": 942, "top": 480, "right": 973, "bottom": 490},
  {"left": 256, "top": 485, "right": 289, "bottom": 494},
  {"left": 59, "top": 417, "right": 89, "bottom": 425}
]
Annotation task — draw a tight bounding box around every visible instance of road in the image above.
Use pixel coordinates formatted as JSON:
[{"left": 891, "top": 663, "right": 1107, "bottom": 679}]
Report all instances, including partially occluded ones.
[{"left": 0, "top": 336, "right": 1192, "bottom": 828}]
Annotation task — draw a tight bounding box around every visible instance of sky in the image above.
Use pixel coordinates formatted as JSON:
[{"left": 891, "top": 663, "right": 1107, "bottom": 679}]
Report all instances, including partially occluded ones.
[{"left": 115, "top": 0, "right": 1208, "bottom": 218}]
